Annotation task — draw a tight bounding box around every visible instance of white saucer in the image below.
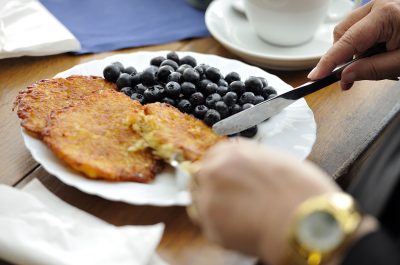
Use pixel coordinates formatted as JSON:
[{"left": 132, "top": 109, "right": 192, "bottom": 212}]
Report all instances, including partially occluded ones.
[
  {"left": 231, "top": 0, "right": 245, "bottom": 15},
  {"left": 205, "top": 0, "right": 337, "bottom": 70}
]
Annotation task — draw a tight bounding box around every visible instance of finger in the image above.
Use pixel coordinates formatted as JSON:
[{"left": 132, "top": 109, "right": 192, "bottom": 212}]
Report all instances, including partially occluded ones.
[
  {"left": 339, "top": 80, "right": 354, "bottom": 91},
  {"left": 189, "top": 172, "right": 222, "bottom": 242},
  {"left": 186, "top": 203, "right": 201, "bottom": 224},
  {"left": 340, "top": 49, "right": 400, "bottom": 85},
  {"left": 199, "top": 139, "right": 253, "bottom": 173},
  {"left": 308, "top": 12, "right": 382, "bottom": 80},
  {"left": 333, "top": 2, "right": 373, "bottom": 43},
  {"left": 187, "top": 172, "right": 205, "bottom": 225},
  {"left": 201, "top": 139, "right": 234, "bottom": 161}
]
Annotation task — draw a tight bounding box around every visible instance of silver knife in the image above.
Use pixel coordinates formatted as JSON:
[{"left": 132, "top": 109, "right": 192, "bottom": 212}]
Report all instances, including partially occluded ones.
[{"left": 212, "top": 44, "right": 389, "bottom": 136}]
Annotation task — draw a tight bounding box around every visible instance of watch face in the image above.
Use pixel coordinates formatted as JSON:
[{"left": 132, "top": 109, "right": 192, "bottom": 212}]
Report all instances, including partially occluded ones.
[{"left": 297, "top": 210, "right": 344, "bottom": 251}]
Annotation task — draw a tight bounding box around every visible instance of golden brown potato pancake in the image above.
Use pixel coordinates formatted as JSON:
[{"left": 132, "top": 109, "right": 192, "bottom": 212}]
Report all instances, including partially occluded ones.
[
  {"left": 43, "top": 89, "right": 162, "bottom": 183},
  {"left": 14, "top": 75, "right": 116, "bottom": 138},
  {"left": 132, "top": 102, "right": 225, "bottom": 162}
]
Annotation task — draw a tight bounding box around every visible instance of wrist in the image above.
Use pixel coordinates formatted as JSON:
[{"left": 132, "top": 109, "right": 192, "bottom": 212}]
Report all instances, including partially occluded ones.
[
  {"left": 272, "top": 192, "right": 375, "bottom": 265},
  {"left": 324, "top": 215, "right": 378, "bottom": 265}
]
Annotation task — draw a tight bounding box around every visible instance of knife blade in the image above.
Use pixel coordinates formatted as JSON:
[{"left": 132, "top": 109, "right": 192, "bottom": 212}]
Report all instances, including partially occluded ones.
[{"left": 212, "top": 44, "right": 388, "bottom": 136}]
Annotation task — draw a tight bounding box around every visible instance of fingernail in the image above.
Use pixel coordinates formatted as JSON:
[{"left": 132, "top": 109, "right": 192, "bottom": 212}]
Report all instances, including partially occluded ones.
[
  {"left": 307, "top": 67, "right": 319, "bottom": 79},
  {"left": 340, "top": 81, "right": 353, "bottom": 91},
  {"left": 342, "top": 72, "right": 356, "bottom": 84}
]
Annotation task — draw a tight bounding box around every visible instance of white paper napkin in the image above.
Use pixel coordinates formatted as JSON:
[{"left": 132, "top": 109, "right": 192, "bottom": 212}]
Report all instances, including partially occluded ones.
[
  {"left": 0, "top": 179, "right": 167, "bottom": 265},
  {"left": 0, "top": 0, "right": 81, "bottom": 59}
]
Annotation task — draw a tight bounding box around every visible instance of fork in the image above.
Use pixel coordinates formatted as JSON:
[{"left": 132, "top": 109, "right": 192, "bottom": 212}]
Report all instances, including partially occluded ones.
[{"left": 170, "top": 154, "right": 192, "bottom": 190}]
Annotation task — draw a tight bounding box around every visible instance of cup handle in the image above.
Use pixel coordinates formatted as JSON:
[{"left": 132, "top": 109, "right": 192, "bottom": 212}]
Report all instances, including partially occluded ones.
[{"left": 325, "top": 0, "right": 362, "bottom": 23}]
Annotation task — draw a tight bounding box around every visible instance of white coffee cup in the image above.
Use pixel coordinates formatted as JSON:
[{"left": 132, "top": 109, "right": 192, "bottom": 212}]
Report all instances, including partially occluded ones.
[{"left": 245, "top": 0, "right": 361, "bottom": 46}]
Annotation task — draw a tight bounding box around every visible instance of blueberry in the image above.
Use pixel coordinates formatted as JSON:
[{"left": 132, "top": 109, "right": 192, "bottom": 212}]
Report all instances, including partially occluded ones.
[
  {"left": 258, "top": 77, "right": 268, "bottom": 88},
  {"left": 111, "top": 61, "right": 124, "bottom": 71},
  {"left": 182, "top": 68, "right": 200, "bottom": 84},
  {"left": 216, "top": 86, "right": 228, "bottom": 96},
  {"left": 242, "top": 103, "right": 255, "bottom": 110},
  {"left": 215, "top": 101, "right": 229, "bottom": 118},
  {"left": 134, "top": 84, "right": 147, "bottom": 94},
  {"left": 116, "top": 73, "right": 132, "bottom": 90},
  {"left": 229, "top": 80, "right": 246, "bottom": 95},
  {"left": 218, "top": 79, "right": 228, "bottom": 87},
  {"left": 203, "top": 109, "right": 221, "bottom": 126},
  {"left": 225, "top": 72, "right": 241, "bottom": 84},
  {"left": 198, "top": 79, "right": 212, "bottom": 92},
  {"left": 179, "top": 55, "right": 197, "bottom": 67},
  {"left": 245, "top": 77, "right": 264, "bottom": 95},
  {"left": 254, "top": 95, "right": 265, "bottom": 105},
  {"left": 181, "top": 82, "right": 197, "bottom": 97},
  {"left": 177, "top": 99, "right": 192, "bottom": 113},
  {"left": 230, "top": 104, "right": 242, "bottom": 115},
  {"left": 144, "top": 86, "right": 162, "bottom": 102},
  {"left": 205, "top": 93, "right": 222, "bottom": 109},
  {"left": 130, "top": 72, "right": 142, "bottom": 87},
  {"left": 141, "top": 67, "right": 158, "bottom": 86},
  {"left": 239, "top": 92, "right": 256, "bottom": 105},
  {"left": 189, "top": 92, "right": 205, "bottom": 106},
  {"left": 205, "top": 82, "right": 218, "bottom": 95},
  {"left": 160, "top": 59, "right": 179, "bottom": 70},
  {"left": 120, "top": 87, "right": 133, "bottom": 97},
  {"left": 262, "top": 86, "right": 277, "bottom": 98},
  {"left": 157, "top": 65, "right": 174, "bottom": 83},
  {"left": 194, "top": 65, "right": 205, "bottom": 76},
  {"left": 154, "top": 84, "right": 165, "bottom": 98},
  {"left": 122, "top": 66, "right": 137, "bottom": 75},
  {"left": 161, "top": 97, "right": 176, "bottom": 106},
  {"left": 240, "top": 125, "right": 258, "bottom": 138},
  {"left": 198, "top": 63, "right": 210, "bottom": 72},
  {"left": 103, "top": 64, "right": 121, "bottom": 82},
  {"left": 223, "top": 91, "right": 238, "bottom": 106},
  {"left": 167, "top": 51, "right": 180, "bottom": 63},
  {"left": 167, "top": 72, "right": 183, "bottom": 83},
  {"left": 150, "top": 56, "right": 166, "bottom": 67},
  {"left": 165, "top": 81, "right": 181, "bottom": 98},
  {"left": 177, "top": 64, "right": 193, "bottom": 75},
  {"left": 194, "top": 105, "right": 209, "bottom": 119},
  {"left": 205, "top": 67, "right": 221, "bottom": 82},
  {"left": 131, "top": 93, "right": 145, "bottom": 104}
]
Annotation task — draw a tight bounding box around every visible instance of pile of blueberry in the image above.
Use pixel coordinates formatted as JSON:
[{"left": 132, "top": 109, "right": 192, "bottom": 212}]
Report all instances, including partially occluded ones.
[{"left": 102, "top": 52, "right": 277, "bottom": 138}]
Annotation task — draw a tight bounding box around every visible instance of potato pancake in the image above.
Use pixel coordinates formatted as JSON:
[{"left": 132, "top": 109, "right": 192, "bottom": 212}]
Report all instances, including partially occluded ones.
[
  {"left": 14, "top": 75, "right": 116, "bottom": 138},
  {"left": 132, "top": 102, "right": 225, "bottom": 162},
  {"left": 43, "top": 90, "right": 162, "bottom": 183}
]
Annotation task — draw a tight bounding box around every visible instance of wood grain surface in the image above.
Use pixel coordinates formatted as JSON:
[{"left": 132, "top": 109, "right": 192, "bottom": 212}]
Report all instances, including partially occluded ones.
[{"left": 1, "top": 37, "right": 399, "bottom": 265}]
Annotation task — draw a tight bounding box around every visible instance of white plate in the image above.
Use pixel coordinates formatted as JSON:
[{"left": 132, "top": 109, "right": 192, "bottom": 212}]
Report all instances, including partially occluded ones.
[
  {"left": 205, "top": 0, "right": 337, "bottom": 70},
  {"left": 21, "top": 51, "right": 316, "bottom": 206}
]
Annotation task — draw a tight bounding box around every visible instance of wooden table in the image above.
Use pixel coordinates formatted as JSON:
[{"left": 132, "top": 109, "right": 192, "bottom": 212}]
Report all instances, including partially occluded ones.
[{"left": 1, "top": 37, "right": 399, "bottom": 265}]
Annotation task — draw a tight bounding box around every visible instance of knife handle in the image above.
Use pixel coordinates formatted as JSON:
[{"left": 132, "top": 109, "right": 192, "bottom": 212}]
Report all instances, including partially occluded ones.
[{"left": 290, "top": 43, "right": 388, "bottom": 100}]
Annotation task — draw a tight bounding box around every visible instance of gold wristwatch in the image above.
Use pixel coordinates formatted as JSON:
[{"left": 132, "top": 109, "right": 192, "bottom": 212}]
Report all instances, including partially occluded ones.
[{"left": 286, "top": 192, "right": 362, "bottom": 265}]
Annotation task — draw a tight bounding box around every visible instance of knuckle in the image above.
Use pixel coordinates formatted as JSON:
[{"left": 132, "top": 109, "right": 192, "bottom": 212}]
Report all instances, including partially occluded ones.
[
  {"left": 365, "top": 61, "right": 380, "bottom": 80},
  {"left": 379, "top": 2, "right": 400, "bottom": 42},
  {"left": 339, "top": 33, "right": 359, "bottom": 54},
  {"left": 319, "top": 53, "right": 337, "bottom": 69},
  {"left": 333, "top": 25, "right": 345, "bottom": 41},
  {"left": 381, "top": 2, "right": 400, "bottom": 14}
]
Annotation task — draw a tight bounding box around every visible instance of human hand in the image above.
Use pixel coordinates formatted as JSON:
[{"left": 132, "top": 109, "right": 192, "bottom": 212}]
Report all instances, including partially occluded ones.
[
  {"left": 308, "top": 0, "right": 400, "bottom": 90},
  {"left": 191, "top": 139, "right": 340, "bottom": 265}
]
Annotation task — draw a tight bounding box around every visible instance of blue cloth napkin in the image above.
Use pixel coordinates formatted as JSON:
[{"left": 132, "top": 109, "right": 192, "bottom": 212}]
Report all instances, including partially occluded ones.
[{"left": 39, "top": 0, "right": 210, "bottom": 54}]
